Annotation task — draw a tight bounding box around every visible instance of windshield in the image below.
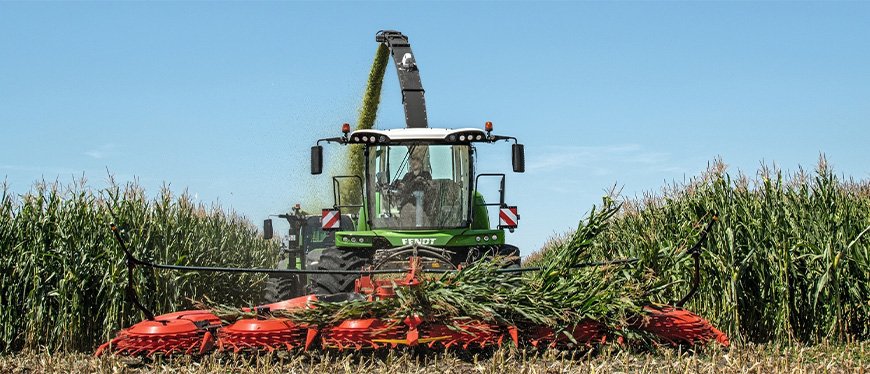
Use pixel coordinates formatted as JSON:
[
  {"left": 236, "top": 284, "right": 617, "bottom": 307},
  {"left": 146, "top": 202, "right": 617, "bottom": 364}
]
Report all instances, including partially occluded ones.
[{"left": 367, "top": 144, "right": 471, "bottom": 229}]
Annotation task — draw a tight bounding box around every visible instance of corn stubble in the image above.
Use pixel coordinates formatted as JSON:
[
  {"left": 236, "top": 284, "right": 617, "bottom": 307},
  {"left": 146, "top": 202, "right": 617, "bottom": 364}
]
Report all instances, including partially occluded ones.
[{"left": 2, "top": 342, "right": 867, "bottom": 373}]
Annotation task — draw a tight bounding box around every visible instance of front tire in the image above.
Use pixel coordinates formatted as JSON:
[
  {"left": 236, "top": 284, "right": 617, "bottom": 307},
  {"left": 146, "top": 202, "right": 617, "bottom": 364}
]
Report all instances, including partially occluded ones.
[
  {"left": 463, "top": 244, "right": 522, "bottom": 268},
  {"left": 308, "top": 247, "right": 372, "bottom": 295}
]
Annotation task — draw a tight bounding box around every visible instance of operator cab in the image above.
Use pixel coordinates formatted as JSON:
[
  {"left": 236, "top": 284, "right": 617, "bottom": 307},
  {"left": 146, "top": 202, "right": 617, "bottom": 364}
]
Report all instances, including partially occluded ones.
[
  {"left": 365, "top": 131, "right": 473, "bottom": 229},
  {"left": 312, "top": 123, "right": 524, "bottom": 232}
]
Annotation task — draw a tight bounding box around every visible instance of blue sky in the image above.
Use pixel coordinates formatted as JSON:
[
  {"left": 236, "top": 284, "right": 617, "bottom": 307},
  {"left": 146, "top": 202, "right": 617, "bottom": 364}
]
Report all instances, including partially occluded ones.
[{"left": 2, "top": 2, "right": 869, "bottom": 255}]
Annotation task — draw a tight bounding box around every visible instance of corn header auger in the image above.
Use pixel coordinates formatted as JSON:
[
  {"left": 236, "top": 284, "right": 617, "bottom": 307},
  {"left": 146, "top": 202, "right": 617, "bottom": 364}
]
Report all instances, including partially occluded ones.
[{"left": 96, "top": 30, "right": 729, "bottom": 357}]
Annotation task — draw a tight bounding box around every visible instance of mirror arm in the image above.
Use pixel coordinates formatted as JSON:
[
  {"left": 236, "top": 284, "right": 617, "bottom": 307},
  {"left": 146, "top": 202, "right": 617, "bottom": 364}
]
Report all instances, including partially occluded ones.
[
  {"left": 488, "top": 135, "right": 518, "bottom": 144},
  {"left": 316, "top": 137, "right": 347, "bottom": 145}
]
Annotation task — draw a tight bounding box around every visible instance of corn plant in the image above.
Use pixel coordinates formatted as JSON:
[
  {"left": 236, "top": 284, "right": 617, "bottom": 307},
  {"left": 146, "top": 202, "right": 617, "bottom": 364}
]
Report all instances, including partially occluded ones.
[
  {"left": 0, "top": 178, "right": 279, "bottom": 352},
  {"left": 534, "top": 156, "right": 870, "bottom": 344}
]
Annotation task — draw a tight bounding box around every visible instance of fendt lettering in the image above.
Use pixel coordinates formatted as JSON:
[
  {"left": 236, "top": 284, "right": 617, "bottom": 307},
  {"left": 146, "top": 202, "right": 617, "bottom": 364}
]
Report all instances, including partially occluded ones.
[{"left": 401, "top": 238, "right": 437, "bottom": 245}]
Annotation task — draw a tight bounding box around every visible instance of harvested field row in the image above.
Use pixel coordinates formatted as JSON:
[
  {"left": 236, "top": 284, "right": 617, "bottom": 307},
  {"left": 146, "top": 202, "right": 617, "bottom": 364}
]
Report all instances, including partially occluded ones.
[{"left": 2, "top": 343, "right": 868, "bottom": 374}]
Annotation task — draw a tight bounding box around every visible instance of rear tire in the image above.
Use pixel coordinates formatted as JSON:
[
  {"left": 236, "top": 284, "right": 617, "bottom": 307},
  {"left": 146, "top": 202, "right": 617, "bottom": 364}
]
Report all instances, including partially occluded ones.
[
  {"left": 263, "top": 275, "right": 299, "bottom": 303},
  {"left": 308, "top": 247, "right": 372, "bottom": 295}
]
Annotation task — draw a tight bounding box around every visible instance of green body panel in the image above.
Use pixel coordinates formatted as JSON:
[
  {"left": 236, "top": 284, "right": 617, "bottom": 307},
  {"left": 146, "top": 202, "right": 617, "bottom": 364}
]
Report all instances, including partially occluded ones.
[
  {"left": 470, "top": 192, "right": 490, "bottom": 229},
  {"left": 356, "top": 205, "right": 369, "bottom": 231},
  {"left": 335, "top": 228, "right": 505, "bottom": 248}
]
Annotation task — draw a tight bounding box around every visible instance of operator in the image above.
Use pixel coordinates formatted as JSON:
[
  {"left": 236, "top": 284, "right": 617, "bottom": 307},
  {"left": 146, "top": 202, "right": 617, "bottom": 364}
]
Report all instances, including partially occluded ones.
[{"left": 394, "top": 146, "right": 434, "bottom": 226}]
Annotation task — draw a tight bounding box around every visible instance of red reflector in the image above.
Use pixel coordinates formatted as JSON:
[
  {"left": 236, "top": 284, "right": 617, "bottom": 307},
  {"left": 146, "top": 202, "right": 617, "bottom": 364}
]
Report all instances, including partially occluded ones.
[
  {"left": 322, "top": 209, "right": 341, "bottom": 230},
  {"left": 499, "top": 206, "right": 518, "bottom": 228}
]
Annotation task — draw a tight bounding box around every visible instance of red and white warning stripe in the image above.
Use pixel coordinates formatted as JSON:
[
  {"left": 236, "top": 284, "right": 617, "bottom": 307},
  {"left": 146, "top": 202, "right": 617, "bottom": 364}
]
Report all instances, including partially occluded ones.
[
  {"left": 499, "top": 206, "right": 519, "bottom": 228},
  {"left": 321, "top": 209, "right": 341, "bottom": 230}
]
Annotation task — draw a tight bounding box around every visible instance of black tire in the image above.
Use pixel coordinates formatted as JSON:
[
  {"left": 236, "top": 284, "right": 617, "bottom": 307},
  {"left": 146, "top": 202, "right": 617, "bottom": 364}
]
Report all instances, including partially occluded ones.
[
  {"left": 263, "top": 275, "right": 299, "bottom": 303},
  {"left": 461, "top": 244, "right": 522, "bottom": 268},
  {"left": 308, "top": 247, "right": 372, "bottom": 295},
  {"left": 262, "top": 259, "right": 301, "bottom": 303},
  {"left": 498, "top": 244, "right": 522, "bottom": 268}
]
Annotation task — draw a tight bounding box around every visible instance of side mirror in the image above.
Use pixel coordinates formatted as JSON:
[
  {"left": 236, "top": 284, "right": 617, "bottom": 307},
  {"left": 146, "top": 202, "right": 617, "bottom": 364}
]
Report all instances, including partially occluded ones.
[
  {"left": 512, "top": 143, "right": 525, "bottom": 173},
  {"left": 311, "top": 145, "right": 323, "bottom": 175},
  {"left": 263, "top": 219, "right": 273, "bottom": 240}
]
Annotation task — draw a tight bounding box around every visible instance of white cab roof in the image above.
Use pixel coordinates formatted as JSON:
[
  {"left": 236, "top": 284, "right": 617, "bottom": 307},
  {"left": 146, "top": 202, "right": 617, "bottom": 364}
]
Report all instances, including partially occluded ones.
[{"left": 349, "top": 127, "right": 485, "bottom": 141}]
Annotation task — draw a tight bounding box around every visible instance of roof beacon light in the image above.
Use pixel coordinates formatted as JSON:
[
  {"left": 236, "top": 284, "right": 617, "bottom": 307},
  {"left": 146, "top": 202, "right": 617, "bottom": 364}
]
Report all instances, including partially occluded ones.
[
  {"left": 485, "top": 121, "right": 493, "bottom": 133},
  {"left": 341, "top": 123, "right": 351, "bottom": 135}
]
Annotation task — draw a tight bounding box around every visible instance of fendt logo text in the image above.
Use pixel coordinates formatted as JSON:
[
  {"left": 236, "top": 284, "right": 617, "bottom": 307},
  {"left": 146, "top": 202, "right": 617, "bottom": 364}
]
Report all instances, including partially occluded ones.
[{"left": 401, "top": 238, "right": 437, "bottom": 245}]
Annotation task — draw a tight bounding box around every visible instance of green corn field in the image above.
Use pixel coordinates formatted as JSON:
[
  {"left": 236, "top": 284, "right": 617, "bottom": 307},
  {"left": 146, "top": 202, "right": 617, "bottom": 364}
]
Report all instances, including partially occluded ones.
[
  {"left": 1, "top": 156, "right": 868, "bottom": 355},
  {"left": 0, "top": 178, "right": 278, "bottom": 352},
  {"left": 532, "top": 157, "right": 870, "bottom": 344}
]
